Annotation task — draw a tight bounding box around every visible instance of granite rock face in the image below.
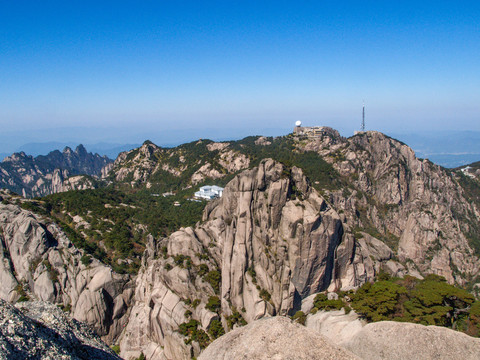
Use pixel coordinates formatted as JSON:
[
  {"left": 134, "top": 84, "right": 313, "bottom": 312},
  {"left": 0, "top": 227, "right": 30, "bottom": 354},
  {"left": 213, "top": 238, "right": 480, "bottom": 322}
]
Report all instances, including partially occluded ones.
[
  {"left": 198, "top": 316, "right": 359, "bottom": 360},
  {"left": 0, "top": 199, "right": 133, "bottom": 343},
  {"left": 108, "top": 132, "right": 480, "bottom": 290},
  {"left": 305, "top": 309, "right": 480, "bottom": 360},
  {"left": 0, "top": 300, "right": 120, "bottom": 360},
  {"left": 305, "top": 309, "right": 365, "bottom": 346},
  {"left": 119, "top": 159, "right": 393, "bottom": 358},
  {"left": 304, "top": 131, "right": 480, "bottom": 288},
  {"left": 343, "top": 321, "right": 480, "bottom": 360}
]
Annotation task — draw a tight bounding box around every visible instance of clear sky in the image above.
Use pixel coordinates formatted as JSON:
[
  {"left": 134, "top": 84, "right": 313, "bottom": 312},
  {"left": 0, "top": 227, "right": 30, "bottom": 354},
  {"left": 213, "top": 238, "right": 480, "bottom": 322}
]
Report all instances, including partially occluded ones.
[{"left": 0, "top": 1, "right": 479, "bottom": 150}]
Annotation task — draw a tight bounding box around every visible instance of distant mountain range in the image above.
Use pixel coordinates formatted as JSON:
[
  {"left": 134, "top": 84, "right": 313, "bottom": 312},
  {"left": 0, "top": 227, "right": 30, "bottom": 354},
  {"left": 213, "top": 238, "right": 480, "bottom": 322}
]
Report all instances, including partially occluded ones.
[
  {"left": 13, "top": 142, "right": 140, "bottom": 160},
  {"left": 0, "top": 145, "right": 112, "bottom": 197}
]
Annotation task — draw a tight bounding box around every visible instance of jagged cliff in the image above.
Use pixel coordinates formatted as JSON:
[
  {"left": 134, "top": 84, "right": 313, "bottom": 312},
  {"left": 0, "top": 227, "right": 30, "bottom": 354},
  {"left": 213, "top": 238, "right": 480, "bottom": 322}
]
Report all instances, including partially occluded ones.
[
  {"left": 0, "top": 191, "right": 133, "bottom": 344},
  {"left": 312, "top": 131, "right": 480, "bottom": 286},
  {"left": 117, "top": 158, "right": 446, "bottom": 359},
  {"left": 0, "top": 144, "right": 111, "bottom": 198},
  {"left": 105, "top": 131, "right": 480, "bottom": 287}
]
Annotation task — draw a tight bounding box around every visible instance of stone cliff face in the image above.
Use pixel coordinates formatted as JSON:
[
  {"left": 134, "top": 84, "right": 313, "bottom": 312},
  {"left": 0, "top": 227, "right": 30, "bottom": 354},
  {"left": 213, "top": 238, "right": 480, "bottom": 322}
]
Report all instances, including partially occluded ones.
[
  {"left": 0, "top": 144, "right": 112, "bottom": 197},
  {"left": 106, "top": 131, "right": 480, "bottom": 289},
  {"left": 118, "top": 159, "right": 406, "bottom": 359},
  {"left": 0, "top": 195, "right": 133, "bottom": 343},
  {"left": 308, "top": 131, "right": 480, "bottom": 286}
]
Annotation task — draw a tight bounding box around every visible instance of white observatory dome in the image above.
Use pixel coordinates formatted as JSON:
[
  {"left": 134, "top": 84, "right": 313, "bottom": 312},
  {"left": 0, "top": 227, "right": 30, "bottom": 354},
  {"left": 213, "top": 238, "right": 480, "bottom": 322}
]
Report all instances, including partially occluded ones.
[{"left": 295, "top": 120, "right": 302, "bottom": 127}]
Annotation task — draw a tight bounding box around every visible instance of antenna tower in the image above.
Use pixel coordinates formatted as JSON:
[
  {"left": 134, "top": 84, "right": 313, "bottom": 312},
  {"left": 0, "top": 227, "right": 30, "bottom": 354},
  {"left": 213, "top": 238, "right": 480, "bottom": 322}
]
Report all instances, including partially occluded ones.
[{"left": 361, "top": 102, "right": 365, "bottom": 132}]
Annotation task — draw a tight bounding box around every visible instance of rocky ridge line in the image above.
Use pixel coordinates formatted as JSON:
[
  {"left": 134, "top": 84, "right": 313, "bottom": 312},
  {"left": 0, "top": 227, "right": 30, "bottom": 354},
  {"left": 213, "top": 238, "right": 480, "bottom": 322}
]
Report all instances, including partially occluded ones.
[{"left": 0, "top": 144, "right": 112, "bottom": 198}]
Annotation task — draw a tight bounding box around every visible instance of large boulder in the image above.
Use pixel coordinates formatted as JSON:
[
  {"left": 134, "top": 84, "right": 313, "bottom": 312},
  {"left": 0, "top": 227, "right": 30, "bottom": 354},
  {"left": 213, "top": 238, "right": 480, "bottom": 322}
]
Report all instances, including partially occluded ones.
[
  {"left": 344, "top": 321, "right": 480, "bottom": 360},
  {"left": 305, "top": 309, "right": 480, "bottom": 360},
  {"left": 198, "top": 316, "right": 358, "bottom": 360}
]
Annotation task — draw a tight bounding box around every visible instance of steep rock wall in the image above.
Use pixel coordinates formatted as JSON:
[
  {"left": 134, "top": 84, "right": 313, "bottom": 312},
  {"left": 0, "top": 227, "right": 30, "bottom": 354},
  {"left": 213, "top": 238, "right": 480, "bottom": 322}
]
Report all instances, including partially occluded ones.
[{"left": 0, "top": 202, "right": 133, "bottom": 343}]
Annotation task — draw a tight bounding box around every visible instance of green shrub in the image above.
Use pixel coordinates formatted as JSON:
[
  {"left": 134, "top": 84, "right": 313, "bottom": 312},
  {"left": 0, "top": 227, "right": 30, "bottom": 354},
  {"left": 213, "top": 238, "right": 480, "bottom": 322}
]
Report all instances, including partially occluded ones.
[
  {"left": 206, "top": 296, "right": 221, "bottom": 313},
  {"left": 178, "top": 319, "right": 210, "bottom": 349},
  {"left": 247, "top": 267, "right": 257, "bottom": 284},
  {"left": 204, "top": 270, "right": 221, "bottom": 293},
  {"left": 226, "top": 307, "right": 247, "bottom": 329},
  {"left": 197, "top": 264, "right": 209, "bottom": 277},
  {"left": 350, "top": 275, "right": 477, "bottom": 334},
  {"left": 313, "top": 293, "right": 345, "bottom": 312},
  {"left": 80, "top": 254, "right": 92, "bottom": 266},
  {"left": 292, "top": 310, "right": 307, "bottom": 325},
  {"left": 208, "top": 319, "right": 225, "bottom": 339},
  {"left": 259, "top": 289, "right": 271, "bottom": 302},
  {"left": 351, "top": 281, "right": 406, "bottom": 322},
  {"left": 110, "top": 345, "right": 120, "bottom": 354},
  {"left": 174, "top": 254, "right": 187, "bottom": 267}
]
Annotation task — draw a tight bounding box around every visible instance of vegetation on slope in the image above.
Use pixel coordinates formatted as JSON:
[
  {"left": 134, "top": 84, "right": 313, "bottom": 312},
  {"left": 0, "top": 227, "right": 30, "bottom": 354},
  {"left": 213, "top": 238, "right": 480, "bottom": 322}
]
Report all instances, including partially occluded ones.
[
  {"left": 22, "top": 187, "right": 205, "bottom": 274},
  {"left": 230, "top": 135, "right": 342, "bottom": 191},
  {"left": 24, "top": 135, "right": 344, "bottom": 274},
  {"left": 311, "top": 273, "right": 480, "bottom": 338}
]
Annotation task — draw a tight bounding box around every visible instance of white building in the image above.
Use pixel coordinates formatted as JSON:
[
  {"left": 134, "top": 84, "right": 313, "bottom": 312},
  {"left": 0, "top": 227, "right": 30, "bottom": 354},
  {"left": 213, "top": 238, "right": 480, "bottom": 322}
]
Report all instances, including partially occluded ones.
[{"left": 194, "top": 185, "right": 224, "bottom": 200}]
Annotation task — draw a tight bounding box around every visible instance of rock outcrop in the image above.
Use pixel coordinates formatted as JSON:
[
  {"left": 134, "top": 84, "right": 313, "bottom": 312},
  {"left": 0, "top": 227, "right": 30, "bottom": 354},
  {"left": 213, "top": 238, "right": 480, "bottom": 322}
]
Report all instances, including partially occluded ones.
[
  {"left": 106, "top": 140, "right": 250, "bottom": 188},
  {"left": 305, "top": 309, "right": 365, "bottom": 346},
  {"left": 343, "top": 320, "right": 480, "bottom": 360},
  {"left": 0, "top": 144, "right": 111, "bottom": 197},
  {"left": 200, "top": 310, "right": 480, "bottom": 360},
  {"left": 303, "top": 131, "right": 480, "bottom": 287},
  {"left": 0, "top": 300, "right": 120, "bottom": 360},
  {"left": 305, "top": 309, "right": 480, "bottom": 360},
  {"left": 118, "top": 159, "right": 405, "bottom": 358},
  {"left": 107, "top": 132, "right": 480, "bottom": 289},
  {"left": 0, "top": 197, "right": 133, "bottom": 343},
  {"left": 198, "top": 316, "right": 359, "bottom": 360}
]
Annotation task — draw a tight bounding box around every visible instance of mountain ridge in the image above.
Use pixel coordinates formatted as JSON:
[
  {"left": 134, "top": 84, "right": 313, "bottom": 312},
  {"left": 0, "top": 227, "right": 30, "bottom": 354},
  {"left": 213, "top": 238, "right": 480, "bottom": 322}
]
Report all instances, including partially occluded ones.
[{"left": 0, "top": 144, "right": 113, "bottom": 198}]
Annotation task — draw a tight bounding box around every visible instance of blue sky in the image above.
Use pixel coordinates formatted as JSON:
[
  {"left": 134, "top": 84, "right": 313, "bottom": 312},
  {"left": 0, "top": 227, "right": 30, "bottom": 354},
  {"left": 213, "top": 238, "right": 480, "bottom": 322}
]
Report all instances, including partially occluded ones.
[{"left": 0, "top": 1, "right": 479, "bottom": 150}]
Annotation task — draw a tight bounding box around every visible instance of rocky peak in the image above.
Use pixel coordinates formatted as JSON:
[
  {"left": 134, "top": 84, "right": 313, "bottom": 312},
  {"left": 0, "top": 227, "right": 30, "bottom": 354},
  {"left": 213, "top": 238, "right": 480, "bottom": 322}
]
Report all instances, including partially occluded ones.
[
  {"left": 62, "top": 146, "right": 73, "bottom": 155},
  {"left": 3, "top": 151, "right": 32, "bottom": 163},
  {"left": 116, "top": 137, "right": 480, "bottom": 357},
  {"left": 0, "top": 145, "right": 113, "bottom": 197},
  {"left": 295, "top": 130, "right": 480, "bottom": 285},
  {"left": 75, "top": 144, "right": 88, "bottom": 156},
  {"left": 119, "top": 159, "right": 369, "bottom": 357},
  {"left": 138, "top": 141, "right": 160, "bottom": 159}
]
